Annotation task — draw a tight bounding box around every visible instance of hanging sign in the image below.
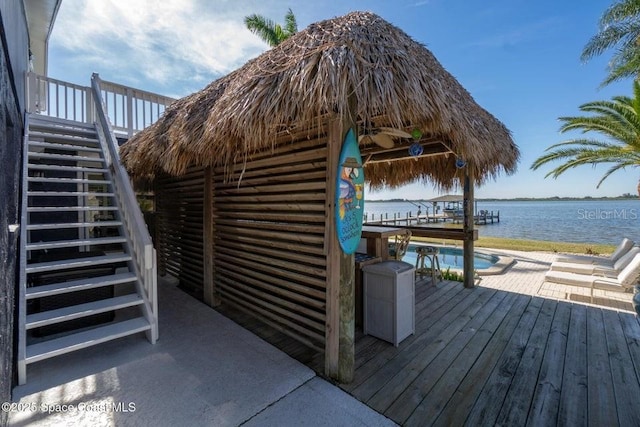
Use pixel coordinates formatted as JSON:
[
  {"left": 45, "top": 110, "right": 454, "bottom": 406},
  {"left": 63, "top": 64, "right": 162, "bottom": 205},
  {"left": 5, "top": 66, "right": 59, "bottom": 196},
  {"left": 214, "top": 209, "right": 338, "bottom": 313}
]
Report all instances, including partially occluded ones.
[{"left": 335, "top": 128, "right": 365, "bottom": 254}]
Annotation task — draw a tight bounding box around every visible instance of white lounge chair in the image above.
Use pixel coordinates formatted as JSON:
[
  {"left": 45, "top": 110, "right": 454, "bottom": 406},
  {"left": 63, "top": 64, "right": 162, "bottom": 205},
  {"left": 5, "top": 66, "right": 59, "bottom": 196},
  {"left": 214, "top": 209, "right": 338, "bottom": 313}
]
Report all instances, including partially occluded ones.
[
  {"left": 550, "top": 247, "right": 640, "bottom": 278},
  {"left": 553, "top": 238, "right": 634, "bottom": 266},
  {"left": 544, "top": 252, "right": 640, "bottom": 303}
]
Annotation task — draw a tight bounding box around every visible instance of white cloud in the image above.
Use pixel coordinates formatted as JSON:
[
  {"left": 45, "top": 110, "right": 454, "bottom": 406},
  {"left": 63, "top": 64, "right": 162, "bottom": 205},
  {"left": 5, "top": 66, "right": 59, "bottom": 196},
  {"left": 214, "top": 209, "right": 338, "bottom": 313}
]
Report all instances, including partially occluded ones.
[{"left": 50, "top": 0, "right": 271, "bottom": 93}]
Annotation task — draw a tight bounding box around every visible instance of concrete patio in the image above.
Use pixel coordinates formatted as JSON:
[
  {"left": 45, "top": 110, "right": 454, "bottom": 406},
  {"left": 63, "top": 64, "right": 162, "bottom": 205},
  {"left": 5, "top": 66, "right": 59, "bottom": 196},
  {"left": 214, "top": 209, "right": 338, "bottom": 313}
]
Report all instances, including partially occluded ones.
[{"left": 9, "top": 277, "right": 395, "bottom": 427}]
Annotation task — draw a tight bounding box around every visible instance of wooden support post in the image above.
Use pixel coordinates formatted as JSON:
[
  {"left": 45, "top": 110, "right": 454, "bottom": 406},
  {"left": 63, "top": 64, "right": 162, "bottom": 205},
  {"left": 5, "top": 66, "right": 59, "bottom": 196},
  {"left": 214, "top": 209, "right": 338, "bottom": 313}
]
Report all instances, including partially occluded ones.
[
  {"left": 203, "top": 167, "right": 219, "bottom": 306},
  {"left": 325, "top": 112, "right": 357, "bottom": 383},
  {"left": 463, "top": 164, "right": 475, "bottom": 289},
  {"left": 154, "top": 180, "right": 166, "bottom": 277},
  {"left": 325, "top": 120, "right": 342, "bottom": 379},
  {"left": 339, "top": 251, "right": 355, "bottom": 382}
]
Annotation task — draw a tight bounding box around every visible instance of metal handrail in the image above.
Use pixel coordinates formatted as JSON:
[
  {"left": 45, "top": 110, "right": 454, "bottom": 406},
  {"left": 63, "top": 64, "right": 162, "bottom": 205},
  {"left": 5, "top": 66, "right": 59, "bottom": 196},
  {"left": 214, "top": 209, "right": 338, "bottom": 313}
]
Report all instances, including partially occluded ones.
[{"left": 91, "top": 73, "right": 158, "bottom": 343}]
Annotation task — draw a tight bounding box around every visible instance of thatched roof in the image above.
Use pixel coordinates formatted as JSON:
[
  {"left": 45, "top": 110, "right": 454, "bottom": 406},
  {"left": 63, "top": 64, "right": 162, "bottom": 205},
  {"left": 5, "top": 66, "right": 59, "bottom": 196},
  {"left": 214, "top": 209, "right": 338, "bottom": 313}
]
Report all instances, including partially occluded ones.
[{"left": 121, "top": 11, "right": 518, "bottom": 189}]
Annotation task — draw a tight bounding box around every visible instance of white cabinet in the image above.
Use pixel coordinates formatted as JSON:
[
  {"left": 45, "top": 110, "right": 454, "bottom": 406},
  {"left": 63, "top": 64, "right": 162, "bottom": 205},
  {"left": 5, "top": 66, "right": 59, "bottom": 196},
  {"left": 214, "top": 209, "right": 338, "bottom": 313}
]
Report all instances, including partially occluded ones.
[{"left": 362, "top": 261, "right": 415, "bottom": 346}]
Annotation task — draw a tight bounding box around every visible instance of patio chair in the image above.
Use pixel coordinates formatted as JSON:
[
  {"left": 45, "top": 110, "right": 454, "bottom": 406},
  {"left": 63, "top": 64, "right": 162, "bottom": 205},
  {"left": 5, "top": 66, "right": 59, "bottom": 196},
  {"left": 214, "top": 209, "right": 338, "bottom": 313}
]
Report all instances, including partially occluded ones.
[
  {"left": 544, "top": 252, "right": 640, "bottom": 303},
  {"left": 550, "top": 247, "right": 640, "bottom": 278},
  {"left": 389, "top": 230, "right": 412, "bottom": 260},
  {"left": 554, "top": 238, "right": 634, "bottom": 266}
]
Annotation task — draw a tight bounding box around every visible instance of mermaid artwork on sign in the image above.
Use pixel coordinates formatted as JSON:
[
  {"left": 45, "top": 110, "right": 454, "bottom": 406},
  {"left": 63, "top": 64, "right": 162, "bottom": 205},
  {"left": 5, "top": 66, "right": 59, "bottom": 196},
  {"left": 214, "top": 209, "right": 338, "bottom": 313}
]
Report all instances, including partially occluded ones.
[{"left": 336, "top": 129, "right": 365, "bottom": 254}]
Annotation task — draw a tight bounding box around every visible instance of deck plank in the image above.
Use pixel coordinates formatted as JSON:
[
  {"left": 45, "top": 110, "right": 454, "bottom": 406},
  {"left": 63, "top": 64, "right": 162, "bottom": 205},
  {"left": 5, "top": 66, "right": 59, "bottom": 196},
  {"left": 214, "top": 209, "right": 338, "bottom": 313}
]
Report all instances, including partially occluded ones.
[
  {"left": 351, "top": 281, "right": 458, "bottom": 371},
  {"left": 619, "top": 314, "right": 640, "bottom": 383},
  {"left": 494, "top": 298, "right": 557, "bottom": 426},
  {"left": 557, "top": 303, "right": 588, "bottom": 427},
  {"left": 463, "top": 296, "right": 545, "bottom": 425},
  {"left": 586, "top": 308, "right": 618, "bottom": 426},
  {"left": 430, "top": 293, "right": 532, "bottom": 427},
  {"left": 346, "top": 282, "right": 471, "bottom": 393},
  {"left": 377, "top": 288, "right": 508, "bottom": 422},
  {"left": 351, "top": 280, "right": 452, "bottom": 371},
  {"left": 349, "top": 285, "right": 487, "bottom": 400},
  {"left": 526, "top": 300, "right": 571, "bottom": 426},
  {"left": 602, "top": 310, "right": 640, "bottom": 427},
  {"left": 401, "top": 291, "right": 520, "bottom": 425}
]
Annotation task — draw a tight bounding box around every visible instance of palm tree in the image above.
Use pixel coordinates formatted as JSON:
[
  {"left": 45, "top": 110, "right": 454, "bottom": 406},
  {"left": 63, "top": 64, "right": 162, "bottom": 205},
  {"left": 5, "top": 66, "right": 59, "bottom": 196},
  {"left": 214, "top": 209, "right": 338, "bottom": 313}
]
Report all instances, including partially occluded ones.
[
  {"left": 244, "top": 8, "right": 297, "bottom": 47},
  {"left": 531, "top": 81, "right": 640, "bottom": 194},
  {"left": 581, "top": 0, "right": 640, "bottom": 86}
]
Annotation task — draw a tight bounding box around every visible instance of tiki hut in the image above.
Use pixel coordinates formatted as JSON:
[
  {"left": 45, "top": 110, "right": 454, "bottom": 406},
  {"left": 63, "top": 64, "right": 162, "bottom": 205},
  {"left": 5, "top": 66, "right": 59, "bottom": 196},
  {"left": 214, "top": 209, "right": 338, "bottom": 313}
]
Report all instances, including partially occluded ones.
[{"left": 121, "top": 11, "right": 518, "bottom": 382}]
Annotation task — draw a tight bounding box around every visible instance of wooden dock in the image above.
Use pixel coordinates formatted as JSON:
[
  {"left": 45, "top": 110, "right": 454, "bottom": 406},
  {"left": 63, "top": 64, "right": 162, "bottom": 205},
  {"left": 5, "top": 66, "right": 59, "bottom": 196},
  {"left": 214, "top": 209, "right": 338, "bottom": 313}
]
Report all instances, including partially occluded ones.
[
  {"left": 215, "top": 251, "right": 640, "bottom": 426},
  {"left": 365, "top": 210, "right": 499, "bottom": 226}
]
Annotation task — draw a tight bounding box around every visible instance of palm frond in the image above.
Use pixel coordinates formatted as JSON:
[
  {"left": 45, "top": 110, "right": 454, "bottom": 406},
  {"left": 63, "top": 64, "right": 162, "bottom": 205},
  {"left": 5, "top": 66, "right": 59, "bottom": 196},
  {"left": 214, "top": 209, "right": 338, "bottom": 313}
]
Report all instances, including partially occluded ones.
[
  {"left": 532, "top": 83, "right": 640, "bottom": 189},
  {"left": 541, "top": 139, "right": 623, "bottom": 152},
  {"left": 601, "top": 0, "right": 640, "bottom": 25},
  {"left": 284, "top": 8, "right": 298, "bottom": 36},
  {"left": 581, "top": 23, "right": 636, "bottom": 61},
  {"left": 601, "top": 50, "right": 640, "bottom": 85},
  {"left": 581, "top": 1, "right": 640, "bottom": 86},
  {"left": 596, "top": 161, "right": 639, "bottom": 187},
  {"left": 244, "top": 14, "right": 280, "bottom": 47},
  {"left": 559, "top": 116, "right": 637, "bottom": 142}
]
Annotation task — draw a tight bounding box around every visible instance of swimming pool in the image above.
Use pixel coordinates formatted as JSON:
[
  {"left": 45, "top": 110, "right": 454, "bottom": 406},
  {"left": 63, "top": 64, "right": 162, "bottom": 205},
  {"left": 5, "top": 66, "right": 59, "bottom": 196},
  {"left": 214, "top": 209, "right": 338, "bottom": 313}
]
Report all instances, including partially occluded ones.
[{"left": 400, "top": 243, "right": 510, "bottom": 274}]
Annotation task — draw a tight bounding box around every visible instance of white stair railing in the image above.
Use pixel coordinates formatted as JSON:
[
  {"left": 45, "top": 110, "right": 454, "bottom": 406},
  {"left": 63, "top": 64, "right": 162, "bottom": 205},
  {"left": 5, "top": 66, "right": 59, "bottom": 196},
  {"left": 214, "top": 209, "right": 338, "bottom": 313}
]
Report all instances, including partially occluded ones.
[
  {"left": 91, "top": 73, "right": 158, "bottom": 343},
  {"left": 99, "top": 78, "right": 174, "bottom": 137},
  {"left": 25, "top": 71, "right": 174, "bottom": 137},
  {"left": 25, "top": 72, "right": 93, "bottom": 123}
]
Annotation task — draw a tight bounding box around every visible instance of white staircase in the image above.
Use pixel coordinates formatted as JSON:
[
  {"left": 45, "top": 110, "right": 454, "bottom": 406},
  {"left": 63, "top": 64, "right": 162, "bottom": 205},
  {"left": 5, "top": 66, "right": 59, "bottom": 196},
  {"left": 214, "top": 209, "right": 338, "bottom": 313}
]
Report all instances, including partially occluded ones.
[{"left": 17, "top": 110, "right": 157, "bottom": 384}]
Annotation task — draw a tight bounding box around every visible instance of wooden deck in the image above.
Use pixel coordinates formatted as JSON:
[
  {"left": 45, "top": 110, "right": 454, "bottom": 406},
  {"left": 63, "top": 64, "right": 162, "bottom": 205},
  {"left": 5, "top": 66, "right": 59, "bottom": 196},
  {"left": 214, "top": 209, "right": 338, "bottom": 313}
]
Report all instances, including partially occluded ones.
[{"left": 215, "top": 249, "right": 640, "bottom": 426}]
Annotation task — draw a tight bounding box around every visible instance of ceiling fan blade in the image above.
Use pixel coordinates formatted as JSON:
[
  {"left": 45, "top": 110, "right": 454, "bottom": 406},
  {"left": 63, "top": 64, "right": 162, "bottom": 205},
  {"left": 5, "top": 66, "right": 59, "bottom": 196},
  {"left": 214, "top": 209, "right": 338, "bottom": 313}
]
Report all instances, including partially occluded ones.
[
  {"left": 372, "top": 133, "right": 395, "bottom": 149},
  {"left": 378, "top": 127, "right": 411, "bottom": 139},
  {"left": 358, "top": 135, "right": 375, "bottom": 145}
]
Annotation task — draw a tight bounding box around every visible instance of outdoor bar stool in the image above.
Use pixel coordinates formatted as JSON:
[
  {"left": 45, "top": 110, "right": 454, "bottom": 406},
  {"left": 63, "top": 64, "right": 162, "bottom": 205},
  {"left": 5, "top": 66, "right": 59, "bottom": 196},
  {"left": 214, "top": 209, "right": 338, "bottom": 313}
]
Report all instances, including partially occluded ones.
[{"left": 415, "top": 246, "right": 441, "bottom": 283}]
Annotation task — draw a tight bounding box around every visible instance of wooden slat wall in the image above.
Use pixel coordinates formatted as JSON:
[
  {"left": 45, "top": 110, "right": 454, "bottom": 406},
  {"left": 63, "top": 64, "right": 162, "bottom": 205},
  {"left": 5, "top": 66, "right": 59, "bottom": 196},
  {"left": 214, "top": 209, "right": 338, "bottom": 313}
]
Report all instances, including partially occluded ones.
[
  {"left": 155, "top": 167, "right": 205, "bottom": 299},
  {"left": 213, "top": 137, "right": 329, "bottom": 352}
]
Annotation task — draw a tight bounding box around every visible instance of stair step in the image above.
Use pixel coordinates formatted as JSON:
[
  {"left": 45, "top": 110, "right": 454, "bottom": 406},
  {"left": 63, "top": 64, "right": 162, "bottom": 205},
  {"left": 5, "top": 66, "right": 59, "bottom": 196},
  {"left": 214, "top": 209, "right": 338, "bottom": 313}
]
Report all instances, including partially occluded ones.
[
  {"left": 25, "top": 317, "right": 150, "bottom": 364},
  {"left": 28, "top": 177, "right": 111, "bottom": 185},
  {"left": 26, "top": 272, "right": 137, "bottom": 299},
  {"left": 27, "top": 221, "right": 122, "bottom": 230},
  {"left": 26, "top": 294, "right": 144, "bottom": 329},
  {"left": 29, "top": 123, "right": 98, "bottom": 139},
  {"left": 28, "top": 191, "right": 114, "bottom": 197},
  {"left": 28, "top": 152, "right": 104, "bottom": 163},
  {"left": 29, "top": 141, "right": 102, "bottom": 153},
  {"left": 28, "top": 131, "right": 99, "bottom": 147},
  {"left": 28, "top": 206, "right": 117, "bottom": 212},
  {"left": 28, "top": 114, "right": 95, "bottom": 129},
  {"left": 26, "top": 254, "right": 131, "bottom": 274},
  {"left": 27, "top": 237, "right": 126, "bottom": 250},
  {"left": 27, "top": 164, "right": 108, "bottom": 174}
]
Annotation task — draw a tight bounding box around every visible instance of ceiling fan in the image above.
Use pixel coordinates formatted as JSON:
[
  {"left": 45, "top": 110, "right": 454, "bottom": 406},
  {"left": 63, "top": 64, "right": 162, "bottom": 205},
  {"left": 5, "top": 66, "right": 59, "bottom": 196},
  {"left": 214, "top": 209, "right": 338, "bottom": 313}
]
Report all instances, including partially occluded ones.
[{"left": 358, "top": 127, "right": 412, "bottom": 149}]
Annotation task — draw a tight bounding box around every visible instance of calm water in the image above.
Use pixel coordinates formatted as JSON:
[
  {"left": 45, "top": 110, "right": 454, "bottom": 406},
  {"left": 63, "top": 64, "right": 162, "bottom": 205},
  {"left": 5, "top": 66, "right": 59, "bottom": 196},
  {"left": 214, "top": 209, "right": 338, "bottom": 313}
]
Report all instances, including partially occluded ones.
[{"left": 365, "top": 199, "right": 640, "bottom": 245}]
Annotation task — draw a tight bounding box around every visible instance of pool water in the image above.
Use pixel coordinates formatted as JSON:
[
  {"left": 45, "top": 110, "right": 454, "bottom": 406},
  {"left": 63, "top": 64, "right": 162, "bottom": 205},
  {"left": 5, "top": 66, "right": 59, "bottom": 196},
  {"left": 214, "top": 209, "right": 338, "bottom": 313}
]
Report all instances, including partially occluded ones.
[{"left": 400, "top": 244, "right": 499, "bottom": 271}]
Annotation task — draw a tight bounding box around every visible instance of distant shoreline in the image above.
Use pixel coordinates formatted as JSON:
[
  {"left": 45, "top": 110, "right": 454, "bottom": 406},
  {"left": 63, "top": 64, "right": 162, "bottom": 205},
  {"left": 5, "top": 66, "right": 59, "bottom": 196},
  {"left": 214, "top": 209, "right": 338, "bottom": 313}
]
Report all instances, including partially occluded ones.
[{"left": 368, "top": 196, "right": 639, "bottom": 203}]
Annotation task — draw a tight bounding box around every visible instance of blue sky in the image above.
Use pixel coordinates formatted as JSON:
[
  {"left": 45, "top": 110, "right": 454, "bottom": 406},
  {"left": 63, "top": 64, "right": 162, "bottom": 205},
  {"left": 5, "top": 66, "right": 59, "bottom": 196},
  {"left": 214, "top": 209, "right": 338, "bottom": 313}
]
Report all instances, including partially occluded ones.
[{"left": 48, "top": 0, "right": 636, "bottom": 199}]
